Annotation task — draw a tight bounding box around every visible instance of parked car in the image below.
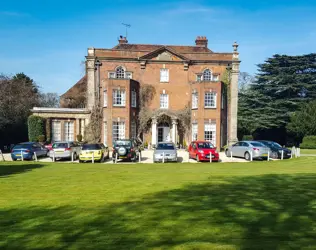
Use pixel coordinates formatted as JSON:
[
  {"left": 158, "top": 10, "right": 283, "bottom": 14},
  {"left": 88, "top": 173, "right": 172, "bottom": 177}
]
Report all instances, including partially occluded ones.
[
  {"left": 44, "top": 142, "right": 53, "bottom": 151},
  {"left": 79, "top": 143, "right": 109, "bottom": 163},
  {"left": 11, "top": 142, "right": 49, "bottom": 161},
  {"left": 257, "top": 140, "right": 292, "bottom": 159},
  {"left": 225, "top": 141, "right": 270, "bottom": 161},
  {"left": 49, "top": 142, "right": 81, "bottom": 161},
  {"left": 188, "top": 141, "right": 220, "bottom": 162},
  {"left": 112, "top": 139, "right": 141, "bottom": 162},
  {"left": 153, "top": 142, "right": 178, "bottom": 163}
]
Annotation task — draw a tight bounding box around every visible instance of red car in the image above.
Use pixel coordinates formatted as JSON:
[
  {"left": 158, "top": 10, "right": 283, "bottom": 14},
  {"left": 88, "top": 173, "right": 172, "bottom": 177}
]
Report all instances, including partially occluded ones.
[{"left": 188, "top": 141, "right": 220, "bottom": 162}]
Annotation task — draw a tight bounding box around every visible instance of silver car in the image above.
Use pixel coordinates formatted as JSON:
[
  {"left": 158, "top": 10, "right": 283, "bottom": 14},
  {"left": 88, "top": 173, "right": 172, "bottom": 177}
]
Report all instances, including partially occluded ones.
[
  {"left": 225, "top": 141, "right": 271, "bottom": 161},
  {"left": 153, "top": 142, "right": 177, "bottom": 163},
  {"left": 49, "top": 141, "right": 81, "bottom": 160}
]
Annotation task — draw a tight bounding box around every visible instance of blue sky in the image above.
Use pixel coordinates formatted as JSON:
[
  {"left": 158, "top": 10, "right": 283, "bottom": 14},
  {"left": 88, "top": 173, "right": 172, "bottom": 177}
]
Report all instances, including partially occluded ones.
[{"left": 1, "top": 0, "right": 316, "bottom": 95}]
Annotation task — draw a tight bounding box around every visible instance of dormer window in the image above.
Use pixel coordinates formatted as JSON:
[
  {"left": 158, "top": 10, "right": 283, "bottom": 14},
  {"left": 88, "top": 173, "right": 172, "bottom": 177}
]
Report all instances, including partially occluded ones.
[{"left": 108, "top": 66, "right": 133, "bottom": 79}]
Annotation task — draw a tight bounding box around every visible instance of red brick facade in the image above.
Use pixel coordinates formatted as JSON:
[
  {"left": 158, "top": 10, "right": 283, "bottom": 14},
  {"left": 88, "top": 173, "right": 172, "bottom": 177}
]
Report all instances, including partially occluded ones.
[{"left": 32, "top": 36, "right": 240, "bottom": 148}]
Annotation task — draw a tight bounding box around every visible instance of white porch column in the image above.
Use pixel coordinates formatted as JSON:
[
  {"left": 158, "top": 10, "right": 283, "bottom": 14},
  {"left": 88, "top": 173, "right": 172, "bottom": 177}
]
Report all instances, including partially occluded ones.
[
  {"left": 172, "top": 119, "right": 177, "bottom": 144},
  {"left": 152, "top": 117, "right": 157, "bottom": 147}
]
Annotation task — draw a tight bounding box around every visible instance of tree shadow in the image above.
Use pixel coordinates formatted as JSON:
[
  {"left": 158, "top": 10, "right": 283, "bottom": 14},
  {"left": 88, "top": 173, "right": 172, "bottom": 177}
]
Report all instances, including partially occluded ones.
[
  {"left": 1, "top": 174, "right": 316, "bottom": 249},
  {"left": 0, "top": 163, "right": 45, "bottom": 177}
]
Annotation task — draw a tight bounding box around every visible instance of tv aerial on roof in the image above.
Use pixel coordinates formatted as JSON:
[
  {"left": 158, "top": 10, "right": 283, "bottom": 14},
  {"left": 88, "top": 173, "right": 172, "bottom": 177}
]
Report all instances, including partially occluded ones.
[{"left": 121, "top": 23, "right": 131, "bottom": 39}]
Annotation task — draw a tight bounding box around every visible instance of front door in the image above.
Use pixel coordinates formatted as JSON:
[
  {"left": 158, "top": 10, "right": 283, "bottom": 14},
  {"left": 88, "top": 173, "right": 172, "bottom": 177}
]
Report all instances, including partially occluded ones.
[
  {"left": 158, "top": 128, "right": 164, "bottom": 143},
  {"left": 157, "top": 126, "right": 170, "bottom": 143}
]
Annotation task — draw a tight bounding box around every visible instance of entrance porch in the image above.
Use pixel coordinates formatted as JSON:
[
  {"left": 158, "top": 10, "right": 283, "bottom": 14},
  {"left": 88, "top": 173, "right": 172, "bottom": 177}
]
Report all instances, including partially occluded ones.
[{"left": 151, "top": 115, "right": 178, "bottom": 146}]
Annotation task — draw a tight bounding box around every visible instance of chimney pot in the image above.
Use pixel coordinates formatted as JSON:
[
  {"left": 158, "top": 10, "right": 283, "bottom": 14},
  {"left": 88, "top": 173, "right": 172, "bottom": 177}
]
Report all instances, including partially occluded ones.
[
  {"left": 118, "top": 35, "right": 128, "bottom": 44},
  {"left": 195, "top": 36, "right": 208, "bottom": 48}
]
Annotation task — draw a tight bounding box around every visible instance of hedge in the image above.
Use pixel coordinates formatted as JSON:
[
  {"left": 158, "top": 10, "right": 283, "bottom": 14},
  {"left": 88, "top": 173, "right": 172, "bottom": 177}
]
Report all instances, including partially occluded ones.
[
  {"left": 242, "top": 135, "right": 253, "bottom": 141},
  {"left": 28, "top": 115, "right": 46, "bottom": 142},
  {"left": 300, "top": 136, "right": 316, "bottom": 149}
]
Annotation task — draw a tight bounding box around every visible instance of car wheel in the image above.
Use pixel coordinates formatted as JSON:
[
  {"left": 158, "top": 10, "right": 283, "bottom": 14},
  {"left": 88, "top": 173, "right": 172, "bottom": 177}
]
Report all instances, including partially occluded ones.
[
  {"left": 12, "top": 158, "right": 17, "bottom": 161},
  {"left": 271, "top": 152, "right": 278, "bottom": 159},
  {"left": 244, "top": 152, "right": 251, "bottom": 161},
  {"left": 196, "top": 155, "right": 200, "bottom": 162},
  {"left": 79, "top": 160, "right": 83, "bottom": 163}
]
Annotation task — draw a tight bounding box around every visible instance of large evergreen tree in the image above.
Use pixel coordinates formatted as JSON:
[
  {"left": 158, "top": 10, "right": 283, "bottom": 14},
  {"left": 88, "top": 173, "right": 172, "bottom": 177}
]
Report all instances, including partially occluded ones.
[{"left": 238, "top": 54, "right": 316, "bottom": 140}]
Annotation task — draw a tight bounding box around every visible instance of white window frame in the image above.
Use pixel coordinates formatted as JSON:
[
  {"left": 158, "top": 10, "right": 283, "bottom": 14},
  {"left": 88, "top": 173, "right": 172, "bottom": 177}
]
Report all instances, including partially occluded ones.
[
  {"left": 213, "top": 74, "right": 219, "bottom": 81},
  {"left": 64, "top": 121, "right": 74, "bottom": 142},
  {"left": 112, "top": 121, "right": 125, "bottom": 142},
  {"left": 192, "top": 123, "right": 198, "bottom": 141},
  {"left": 160, "top": 93, "right": 169, "bottom": 109},
  {"left": 131, "top": 90, "right": 137, "bottom": 108},
  {"left": 204, "top": 92, "right": 217, "bottom": 108},
  {"left": 115, "top": 66, "right": 125, "bottom": 79},
  {"left": 192, "top": 92, "right": 198, "bottom": 109},
  {"left": 52, "top": 121, "right": 61, "bottom": 142},
  {"left": 103, "top": 89, "right": 107, "bottom": 107},
  {"left": 202, "top": 69, "right": 212, "bottom": 81},
  {"left": 196, "top": 74, "right": 202, "bottom": 82},
  {"left": 113, "top": 89, "right": 126, "bottom": 107},
  {"left": 204, "top": 122, "right": 216, "bottom": 145},
  {"left": 160, "top": 68, "right": 169, "bottom": 82},
  {"left": 131, "top": 120, "right": 137, "bottom": 139},
  {"left": 109, "top": 72, "right": 115, "bottom": 79}
]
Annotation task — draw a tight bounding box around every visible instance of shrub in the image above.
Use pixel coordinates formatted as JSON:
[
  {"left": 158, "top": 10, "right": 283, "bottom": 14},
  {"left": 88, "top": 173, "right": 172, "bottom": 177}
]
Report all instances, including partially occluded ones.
[
  {"left": 300, "top": 136, "right": 316, "bottom": 149},
  {"left": 242, "top": 135, "right": 253, "bottom": 141},
  {"left": 38, "top": 135, "right": 45, "bottom": 143},
  {"left": 144, "top": 141, "right": 148, "bottom": 149},
  {"left": 28, "top": 115, "right": 46, "bottom": 142},
  {"left": 183, "top": 140, "right": 187, "bottom": 149},
  {"left": 77, "top": 134, "right": 83, "bottom": 142}
]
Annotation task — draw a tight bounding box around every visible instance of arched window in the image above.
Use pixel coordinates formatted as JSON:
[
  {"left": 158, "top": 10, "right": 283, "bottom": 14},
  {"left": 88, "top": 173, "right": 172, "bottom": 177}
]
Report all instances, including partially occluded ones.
[
  {"left": 116, "top": 66, "right": 125, "bottom": 79},
  {"left": 202, "top": 69, "right": 212, "bottom": 81}
]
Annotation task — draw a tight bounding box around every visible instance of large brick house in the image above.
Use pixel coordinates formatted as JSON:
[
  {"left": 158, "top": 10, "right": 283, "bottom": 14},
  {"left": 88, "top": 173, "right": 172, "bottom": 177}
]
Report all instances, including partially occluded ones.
[{"left": 32, "top": 36, "right": 240, "bottom": 148}]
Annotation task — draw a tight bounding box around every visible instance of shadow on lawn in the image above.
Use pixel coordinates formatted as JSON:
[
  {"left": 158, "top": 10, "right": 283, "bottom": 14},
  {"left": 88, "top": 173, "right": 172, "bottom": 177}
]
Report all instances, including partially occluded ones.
[
  {"left": 1, "top": 174, "right": 316, "bottom": 249},
  {"left": 0, "top": 163, "right": 45, "bottom": 177}
]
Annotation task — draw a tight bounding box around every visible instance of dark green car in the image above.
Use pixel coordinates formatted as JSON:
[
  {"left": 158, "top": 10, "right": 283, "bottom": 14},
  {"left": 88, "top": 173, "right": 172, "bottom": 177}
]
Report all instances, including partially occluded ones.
[{"left": 112, "top": 139, "right": 141, "bottom": 162}]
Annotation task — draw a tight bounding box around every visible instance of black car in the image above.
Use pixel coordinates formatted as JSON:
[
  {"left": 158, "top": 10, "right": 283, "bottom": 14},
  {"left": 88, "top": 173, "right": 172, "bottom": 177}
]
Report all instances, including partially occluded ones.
[
  {"left": 258, "top": 140, "right": 292, "bottom": 159},
  {"left": 112, "top": 139, "right": 141, "bottom": 162}
]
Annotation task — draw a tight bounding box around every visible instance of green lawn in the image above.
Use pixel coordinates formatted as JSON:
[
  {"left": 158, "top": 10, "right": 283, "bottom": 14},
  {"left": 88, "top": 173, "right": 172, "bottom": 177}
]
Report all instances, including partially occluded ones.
[
  {"left": 301, "top": 149, "right": 316, "bottom": 155},
  {"left": 1, "top": 159, "right": 316, "bottom": 249}
]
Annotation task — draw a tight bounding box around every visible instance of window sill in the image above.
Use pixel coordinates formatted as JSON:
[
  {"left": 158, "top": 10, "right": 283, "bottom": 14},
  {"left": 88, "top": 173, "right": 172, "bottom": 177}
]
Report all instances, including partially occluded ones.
[
  {"left": 204, "top": 107, "right": 217, "bottom": 109},
  {"left": 113, "top": 105, "right": 126, "bottom": 108},
  {"left": 131, "top": 106, "right": 137, "bottom": 108},
  {"left": 160, "top": 81, "right": 169, "bottom": 83},
  {"left": 192, "top": 108, "right": 198, "bottom": 110},
  {"left": 160, "top": 107, "right": 168, "bottom": 109}
]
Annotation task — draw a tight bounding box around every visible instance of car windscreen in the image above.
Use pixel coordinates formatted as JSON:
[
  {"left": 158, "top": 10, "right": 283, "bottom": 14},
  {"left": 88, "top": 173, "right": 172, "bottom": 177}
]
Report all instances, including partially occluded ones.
[
  {"left": 156, "top": 143, "right": 175, "bottom": 150},
  {"left": 270, "top": 142, "right": 282, "bottom": 148},
  {"left": 250, "top": 142, "right": 265, "bottom": 147},
  {"left": 82, "top": 144, "right": 101, "bottom": 150},
  {"left": 13, "top": 144, "right": 32, "bottom": 150},
  {"left": 53, "top": 143, "right": 68, "bottom": 148},
  {"left": 114, "top": 141, "right": 131, "bottom": 147},
  {"left": 197, "top": 142, "right": 214, "bottom": 149}
]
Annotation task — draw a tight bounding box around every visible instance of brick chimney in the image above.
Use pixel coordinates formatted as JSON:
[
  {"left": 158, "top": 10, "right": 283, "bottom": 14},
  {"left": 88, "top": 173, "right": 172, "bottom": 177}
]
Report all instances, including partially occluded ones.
[
  {"left": 118, "top": 35, "right": 128, "bottom": 44},
  {"left": 195, "top": 36, "right": 208, "bottom": 47}
]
